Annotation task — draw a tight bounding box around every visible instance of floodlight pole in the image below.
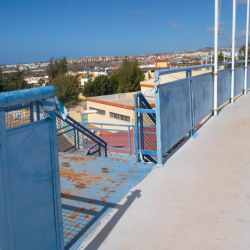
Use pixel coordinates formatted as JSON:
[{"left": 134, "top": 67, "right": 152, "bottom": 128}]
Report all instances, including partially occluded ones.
[
  {"left": 244, "top": 0, "right": 250, "bottom": 94},
  {"left": 213, "top": 0, "right": 219, "bottom": 116},
  {"left": 231, "top": 0, "right": 236, "bottom": 103}
]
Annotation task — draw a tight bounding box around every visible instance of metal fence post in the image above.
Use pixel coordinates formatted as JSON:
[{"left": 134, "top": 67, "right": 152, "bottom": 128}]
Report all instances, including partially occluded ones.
[
  {"left": 230, "top": 0, "right": 236, "bottom": 103},
  {"left": 77, "top": 130, "right": 79, "bottom": 150},
  {"left": 187, "top": 70, "right": 198, "bottom": 138},
  {"left": 30, "top": 102, "right": 34, "bottom": 122},
  {"left": 128, "top": 126, "right": 131, "bottom": 155},
  {"left": 43, "top": 98, "right": 64, "bottom": 249},
  {"left": 134, "top": 97, "right": 139, "bottom": 162},
  {"left": 155, "top": 85, "right": 163, "bottom": 166},
  {"left": 36, "top": 101, "right": 40, "bottom": 121},
  {"left": 139, "top": 98, "right": 144, "bottom": 159}
]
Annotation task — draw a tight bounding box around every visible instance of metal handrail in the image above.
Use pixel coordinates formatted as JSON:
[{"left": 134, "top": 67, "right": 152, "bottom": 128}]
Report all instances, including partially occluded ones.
[{"left": 154, "top": 60, "right": 249, "bottom": 76}]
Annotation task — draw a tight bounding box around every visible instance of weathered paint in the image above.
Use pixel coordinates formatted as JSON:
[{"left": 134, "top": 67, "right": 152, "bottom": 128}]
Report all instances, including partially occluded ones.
[
  {"left": 0, "top": 87, "right": 64, "bottom": 250},
  {"left": 59, "top": 151, "right": 154, "bottom": 250}
]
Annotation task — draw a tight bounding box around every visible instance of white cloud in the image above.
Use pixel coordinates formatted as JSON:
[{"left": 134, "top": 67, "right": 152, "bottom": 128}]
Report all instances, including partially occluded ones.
[
  {"left": 220, "top": 22, "right": 229, "bottom": 26},
  {"left": 166, "top": 22, "right": 184, "bottom": 28},
  {"left": 206, "top": 27, "right": 225, "bottom": 33}
]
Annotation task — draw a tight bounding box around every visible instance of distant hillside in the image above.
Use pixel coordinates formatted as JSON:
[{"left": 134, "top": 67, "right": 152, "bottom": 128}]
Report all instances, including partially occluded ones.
[{"left": 196, "top": 47, "right": 214, "bottom": 52}]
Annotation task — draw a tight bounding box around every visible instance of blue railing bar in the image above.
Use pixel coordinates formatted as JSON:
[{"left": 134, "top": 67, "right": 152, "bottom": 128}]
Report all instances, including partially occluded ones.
[
  {"left": 56, "top": 113, "right": 106, "bottom": 147},
  {"left": 154, "top": 60, "right": 249, "bottom": 76},
  {"left": 57, "top": 128, "right": 74, "bottom": 137},
  {"left": 86, "top": 143, "right": 98, "bottom": 155},
  {"left": 88, "top": 148, "right": 100, "bottom": 156},
  {"left": 67, "top": 116, "right": 107, "bottom": 146},
  {"left": 107, "top": 147, "right": 128, "bottom": 151},
  {"left": 133, "top": 127, "right": 136, "bottom": 155},
  {"left": 57, "top": 125, "right": 70, "bottom": 131},
  {"left": 136, "top": 149, "right": 157, "bottom": 156},
  {"left": 134, "top": 95, "right": 139, "bottom": 161},
  {"left": 136, "top": 109, "right": 156, "bottom": 114},
  {"left": 82, "top": 124, "right": 155, "bottom": 130},
  {"left": 30, "top": 102, "right": 34, "bottom": 122},
  {"left": 128, "top": 126, "right": 131, "bottom": 155},
  {"left": 2, "top": 104, "right": 30, "bottom": 112},
  {"left": 63, "top": 146, "right": 75, "bottom": 152},
  {"left": 0, "top": 86, "right": 56, "bottom": 109},
  {"left": 83, "top": 127, "right": 130, "bottom": 133},
  {"left": 36, "top": 101, "right": 40, "bottom": 121},
  {"left": 80, "top": 122, "right": 136, "bottom": 128}
]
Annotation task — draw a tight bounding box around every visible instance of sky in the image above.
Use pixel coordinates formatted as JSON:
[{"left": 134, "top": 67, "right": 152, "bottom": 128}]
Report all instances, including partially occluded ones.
[{"left": 0, "top": 0, "right": 249, "bottom": 65}]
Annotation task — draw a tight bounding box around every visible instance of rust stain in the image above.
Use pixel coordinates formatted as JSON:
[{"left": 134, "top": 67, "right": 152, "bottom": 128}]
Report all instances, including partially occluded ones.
[
  {"left": 84, "top": 214, "right": 91, "bottom": 219},
  {"left": 122, "top": 160, "right": 127, "bottom": 162},
  {"left": 61, "top": 162, "right": 71, "bottom": 168},
  {"left": 134, "top": 167, "right": 138, "bottom": 169},
  {"left": 69, "top": 222, "right": 72, "bottom": 225},
  {"left": 121, "top": 178, "right": 127, "bottom": 180},
  {"left": 107, "top": 193, "right": 111, "bottom": 195},
  {"left": 117, "top": 174, "right": 127, "bottom": 177},
  {"left": 95, "top": 184, "right": 99, "bottom": 186},
  {"left": 133, "top": 163, "right": 138, "bottom": 165},
  {"left": 110, "top": 190, "right": 116, "bottom": 193},
  {"left": 102, "top": 187, "right": 110, "bottom": 191},
  {"left": 116, "top": 184, "right": 120, "bottom": 186},
  {"left": 96, "top": 192, "right": 100, "bottom": 193},
  {"left": 87, "top": 200, "right": 94, "bottom": 204},
  {"left": 64, "top": 233, "right": 70, "bottom": 237},
  {"left": 61, "top": 191, "right": 71, "bottom": 198},
  {"left": 74, "top": 183, "right": 87, "bottom": 189},
  {"left": 101, "top": 168, "right": 110, "bottom": 173},
  {"left": 74, "top": 223, "right": 80, "bottom": 228},
  {"left": 100, "top": 195, "right": 109, "bottom": 202},
  {"left": 81, "top": 234, "right": 85, "bottom": 237},
  {"left": 90, "top": 207, "right": 97, "bottom": 211},
  {"left": 119, "top": 181, "right": 123, "bottom": 183},
  {"left": 108, "top": 205, "right": 111, "bottom": 207},
  {"left": 68, "top": 211, "right": 79, "bottom": 220},
  {"left": 68, "top": 156, "right": 86, "bottom": 161},
  {"left": 107, "top": 179, "right": 116, "bottom": 183},
  {"left": 80, "top": 207, "right": 86, "bottom": 211}
]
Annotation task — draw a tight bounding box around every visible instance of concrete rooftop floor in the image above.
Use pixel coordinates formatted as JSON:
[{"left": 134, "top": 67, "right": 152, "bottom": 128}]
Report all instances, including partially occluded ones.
[{"left": 81, "top": 93, "right": 250, "bottom": 250}]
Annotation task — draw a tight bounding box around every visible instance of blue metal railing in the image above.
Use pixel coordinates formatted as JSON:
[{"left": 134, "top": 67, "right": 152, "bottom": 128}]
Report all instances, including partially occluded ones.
[
  {"left": 80, "top": 122, "right": 136, "bottom": 155},
  {"left": 134, "top": 92, "right": 157, "bottom": 163},
  {"left": 36, "top": 101, "right": 108, "bottom": 157},
  {"left": 153, "top": 60, "right": 250, "bottom": 166}
]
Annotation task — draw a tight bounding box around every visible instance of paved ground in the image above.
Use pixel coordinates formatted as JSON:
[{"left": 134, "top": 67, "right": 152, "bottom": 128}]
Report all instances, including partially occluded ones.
[
  {"left": 59, "top": 152, "right": 154, "bottom": 250},
  {"left": 81, "top": 93, "right": 250, "bottom": 250}
]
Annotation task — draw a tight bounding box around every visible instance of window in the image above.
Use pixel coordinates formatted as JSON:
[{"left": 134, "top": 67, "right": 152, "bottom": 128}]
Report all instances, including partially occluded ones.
[
  {"left": 90, "top": 107, "right": 105, "bottom": 116},
  {"left": 110, "top": 112, "right": 130, "bottom": 122}
]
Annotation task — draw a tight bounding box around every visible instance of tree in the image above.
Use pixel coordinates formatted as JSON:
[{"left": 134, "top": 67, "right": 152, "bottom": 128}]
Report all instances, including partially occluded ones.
[
  {"left": 38, "top": 78, "right": 45, "bottom": 87},
  {"left": 0, "top": 68, "right": 11, "bottom": 93},
  {"left": 81, "top": 59, "right": 144, "bottom": 97},
  {"left": 6, "top": 68, "right": 30, "bottom": 91},
  {"left": 238, "top": 44, "right": 250, "bottom": 60},
  {"left": 82, "top": 75, "right": 114, "bottom": 97},
  {"left": 116, "top": 59, "right": 144, "bottom": 93},
  {"left": 218, "top": 50, "right": 224, "bottom": 63},
  {"left": 47, "top": 56, "right": 68, "bottom": 81},
  {"left": 51, "top": 74, "right": 79, "bottom": 108}
]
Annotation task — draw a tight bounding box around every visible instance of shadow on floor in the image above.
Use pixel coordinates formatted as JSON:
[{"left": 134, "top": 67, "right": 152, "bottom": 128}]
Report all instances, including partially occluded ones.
[{"left": 62, "top": 190, "right": 141, "bottom": 250}]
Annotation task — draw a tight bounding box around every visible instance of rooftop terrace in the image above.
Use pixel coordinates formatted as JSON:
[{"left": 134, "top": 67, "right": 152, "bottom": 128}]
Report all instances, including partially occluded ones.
[{"left": 82, "top": 89, "right": 250, "bottom": 250}]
